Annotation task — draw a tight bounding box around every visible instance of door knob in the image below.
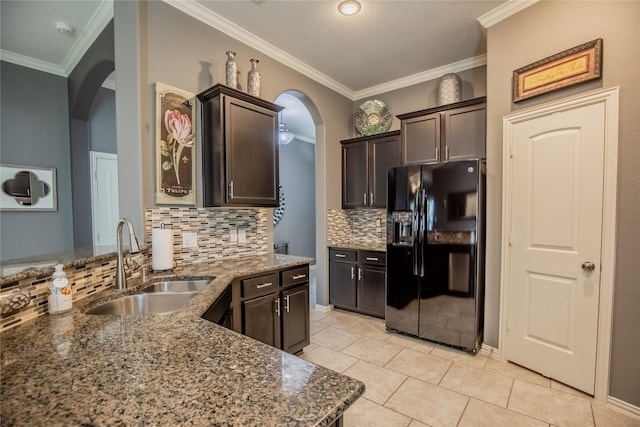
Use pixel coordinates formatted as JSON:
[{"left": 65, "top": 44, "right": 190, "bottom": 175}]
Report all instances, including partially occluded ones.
[{"left": 582, "top": 261, "right": 596, "bottom": 272}]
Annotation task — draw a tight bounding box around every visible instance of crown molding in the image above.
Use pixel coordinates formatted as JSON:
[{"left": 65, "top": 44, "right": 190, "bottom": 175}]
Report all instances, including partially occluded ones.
[
  {"left": 163, "top": 0, "right": 353, "bottom": 99},
  {"left": 353, "top": 55, "right": 487, "bottom": 100},
  {"left": 0, "top": 50, "right": 67, "bottom": 76},
  {"left": 0, "top": 1, "right": 113, "bottom": 77},
  {"left": 61, "top": 0, "right": 114, "bottom": 76},
  {"left": 477, "top": 0, "right": 539, "bottom": 28},
  {"left": 164, "top": 0, "right": 485, "bottom": 101}
]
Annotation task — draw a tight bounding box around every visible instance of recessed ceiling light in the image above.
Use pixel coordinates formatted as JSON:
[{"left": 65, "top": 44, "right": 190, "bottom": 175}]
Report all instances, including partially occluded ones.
[{"left": 338, "top": 0, "right": 361, "bottom": 16}]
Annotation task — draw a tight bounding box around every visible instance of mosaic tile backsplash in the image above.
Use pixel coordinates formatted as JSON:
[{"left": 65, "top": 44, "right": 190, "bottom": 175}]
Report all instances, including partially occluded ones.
[
  {"left": 145, "top": 207, "right": 269, "bottom": 265},
  {"left": 327, "top": 209, "right": 386, "bottom": 247},
  {"left": 0, "top": 207, "right": 269, "bottom": 331}
]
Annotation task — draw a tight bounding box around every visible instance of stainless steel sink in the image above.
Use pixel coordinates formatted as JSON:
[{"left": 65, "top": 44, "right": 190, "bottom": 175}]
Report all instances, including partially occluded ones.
[
  {"left": 140, "top": 279, "right": 212, "bottom": 294},
  {"left": 85, "top": 293, "right": 196, "bottom": 315}
]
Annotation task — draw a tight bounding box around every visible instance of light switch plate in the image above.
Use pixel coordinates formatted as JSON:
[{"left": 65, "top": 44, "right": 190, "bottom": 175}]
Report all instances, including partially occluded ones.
[
  {"left": 182, "top": 232, "right": 198, "bottom": 248},
  {"left": 238, "top": 228, "right": 246, "bottom": 244},
  {"left": 230, "top": 228, "right": 238, "bottom": 242}
]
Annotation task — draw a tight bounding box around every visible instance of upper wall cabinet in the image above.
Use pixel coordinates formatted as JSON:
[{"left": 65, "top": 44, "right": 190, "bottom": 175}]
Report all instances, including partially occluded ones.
[
  {"left": 197, "top": 84, "right": 283, "bottom": 207},
  {"left": 398, "top": 97, "right": 486, "bottom": 165},
  {"left": 341, "top": 130, "right": 401, "bottom": 209}
]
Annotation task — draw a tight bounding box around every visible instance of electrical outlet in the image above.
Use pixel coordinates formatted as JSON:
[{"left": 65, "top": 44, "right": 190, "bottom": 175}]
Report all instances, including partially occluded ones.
[
  {"left": 238, "top": 228, "right": 246, "bottom": 244},
  {"left": 230, "top": 228, "right": 238, "bottom": 243},
  {"left": 182, "top": 232, "right": 198, "bottom": 248},
  {"left": 375, "top": 218, "right": 382, "bottom": 232}
]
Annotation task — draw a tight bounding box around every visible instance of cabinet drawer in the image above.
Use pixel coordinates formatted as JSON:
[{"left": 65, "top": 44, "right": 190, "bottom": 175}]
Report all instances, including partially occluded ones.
[
  {"left": 329, "top": 248, "right": 357, "bottom": 262},
  {"left": 242, "top": 272, "right": 279, "bottom": 299},
  {"left": 281, "top": 265, "right": 310, "bottom": 288},
  {"left": 358, "top": 251, "right": 386, "bottom": 266}
]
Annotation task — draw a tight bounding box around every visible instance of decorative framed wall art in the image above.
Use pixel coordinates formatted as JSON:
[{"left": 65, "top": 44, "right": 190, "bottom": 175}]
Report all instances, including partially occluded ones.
[
  {"left": 513, "top": 38, "right": 603, "bottom": 102},
  {"left": 155, "top": 82, "right": 196, "bottom": 205},
  {"left": 0, "top": 164, "right": 57, "bottom": 211}
]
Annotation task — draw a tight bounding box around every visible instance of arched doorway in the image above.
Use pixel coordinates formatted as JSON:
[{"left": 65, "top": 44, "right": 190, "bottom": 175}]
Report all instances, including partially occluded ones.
[{"left": 273, "top": 90, "right": 323, "bottom": 306}]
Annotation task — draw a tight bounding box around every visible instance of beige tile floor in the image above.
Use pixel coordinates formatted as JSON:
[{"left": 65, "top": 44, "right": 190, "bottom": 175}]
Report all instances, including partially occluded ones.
[{"left": 300, "top": 308, "right": 640, "bottom": 427}]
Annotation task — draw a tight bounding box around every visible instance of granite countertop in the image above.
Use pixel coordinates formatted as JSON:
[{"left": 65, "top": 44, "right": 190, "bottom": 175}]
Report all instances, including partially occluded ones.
[
  {"left": 328, "top": 242, "right": 387, "bottom": 252},
  {"left": 1, "top": 254, "right": 365, "bottom": 426}
]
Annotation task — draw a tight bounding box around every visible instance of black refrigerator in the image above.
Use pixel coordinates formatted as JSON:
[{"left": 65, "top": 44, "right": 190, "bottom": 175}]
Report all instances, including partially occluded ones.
[{"left": 386, "top": 160, "right": 486, "bottom": 353}]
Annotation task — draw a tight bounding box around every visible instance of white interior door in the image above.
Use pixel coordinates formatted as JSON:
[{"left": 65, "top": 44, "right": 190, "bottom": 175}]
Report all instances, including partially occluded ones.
[
  {"left": 503, "top": 100, "right": 607, "bottom": 395},
  {"left": 90, "top": 151, "right": 119, "bottom": 247}
]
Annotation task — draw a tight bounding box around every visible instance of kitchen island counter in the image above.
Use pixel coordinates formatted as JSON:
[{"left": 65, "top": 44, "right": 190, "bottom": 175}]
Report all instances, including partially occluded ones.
[{"left": 1, "top": 254, "right": 364, "bottom": 426}]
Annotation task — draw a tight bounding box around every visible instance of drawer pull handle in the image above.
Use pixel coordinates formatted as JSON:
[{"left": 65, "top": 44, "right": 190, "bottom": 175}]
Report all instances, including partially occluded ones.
[
  {"left": 335, "top": 254, "right": 347, "bottom": 258},
  {"left": 291, "top": 274, "right": 306, "bottom": 280},
  {"left": 256, "top": 282, "right": 273, "bottom": 289},
  {"left": 366, "top": 257, "right": 379, "bottom": 261}
]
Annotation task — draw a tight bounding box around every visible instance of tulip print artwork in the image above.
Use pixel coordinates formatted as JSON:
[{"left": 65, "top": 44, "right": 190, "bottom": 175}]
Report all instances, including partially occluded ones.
[
  {"left": 155, "top": 82, "right": 196, "bottom": 205},
  {"left": 161, "top": 109, "right": 193, "bottom": 185}
]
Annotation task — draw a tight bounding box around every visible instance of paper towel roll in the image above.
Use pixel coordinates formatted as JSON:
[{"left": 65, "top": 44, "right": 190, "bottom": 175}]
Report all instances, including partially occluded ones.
[{"left": 152, "top": 228, "right": 174, "bottom": 270}]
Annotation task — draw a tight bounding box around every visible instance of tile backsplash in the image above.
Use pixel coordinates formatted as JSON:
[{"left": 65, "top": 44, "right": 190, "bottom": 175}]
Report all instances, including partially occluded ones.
[
  {"left": 1, "top": 207, "right": 269, "bottom": 331},
  {"left": 145, "top": 207, "right": 269, "bottom": 266},
  {"left": 327, "top": 209, "right": 386, "bottom": 246}
]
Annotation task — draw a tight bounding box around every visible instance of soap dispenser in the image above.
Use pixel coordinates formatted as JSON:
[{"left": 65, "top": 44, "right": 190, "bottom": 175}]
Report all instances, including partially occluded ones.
[{"left": 48, "top": 264, "right": 72, "bottom": 314}]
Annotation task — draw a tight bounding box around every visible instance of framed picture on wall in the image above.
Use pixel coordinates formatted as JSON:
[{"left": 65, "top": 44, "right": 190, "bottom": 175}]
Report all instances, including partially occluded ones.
[
  {"left": 155, "top": 82, "right": 196, "bottom": 205},
  {"left": 0, "top": 164, "right": 57, "bottom": 211}
]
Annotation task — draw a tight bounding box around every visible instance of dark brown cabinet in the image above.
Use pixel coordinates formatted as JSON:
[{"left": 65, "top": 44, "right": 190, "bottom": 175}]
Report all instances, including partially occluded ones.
[
  {"left": 197, "top": 84, "right": 283, "bottom": 207},
  {"left": 329, "top": 248, "right": 386, "bottom": 318},
  {"left": 398, "top": 97, "right": 486, "bottom": 165},
  {"left": 235, "top": 264, "right": 310, "bottom": 354},
  {"left": 341, "top": 131, "right": 401, "bottom": 208}
]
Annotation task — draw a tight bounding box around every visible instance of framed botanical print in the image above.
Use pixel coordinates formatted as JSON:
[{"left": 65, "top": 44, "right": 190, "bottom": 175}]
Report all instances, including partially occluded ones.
[{"left": 155, "top": 82, "right": 196, "bottom": 205}]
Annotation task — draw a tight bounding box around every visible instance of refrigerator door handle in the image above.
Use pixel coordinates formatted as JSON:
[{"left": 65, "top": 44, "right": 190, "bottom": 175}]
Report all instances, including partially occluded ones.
[
  {"left": 412, "top": 190, "right": 420, "bottom": 276},
  {"left": 418, "top": 189, "right": 426, "bottom": 277}
]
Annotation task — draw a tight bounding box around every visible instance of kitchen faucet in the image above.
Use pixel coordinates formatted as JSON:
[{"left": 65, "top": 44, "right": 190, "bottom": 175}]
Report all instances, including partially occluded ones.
[{"left": 115, "top": 218, "right": 141, "bottom": 290}]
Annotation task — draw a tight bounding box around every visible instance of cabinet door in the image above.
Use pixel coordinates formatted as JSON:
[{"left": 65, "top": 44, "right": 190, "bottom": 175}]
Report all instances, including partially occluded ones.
[
  {"left": 442, "top": 103, "right": 486, "bottom": 161},
  {"left": 369, "top": 135, "right": 401, "bottom": 208},
  {"left": 342, "top": 141, "right": 368, "bottom": 208},
  {"left": 329, "top": 261, "right": 357, "bottom": 309},
  {"left": 224, "top": 95, "right": 279, "bottom": 206},
  {"left": 357, "top": 265, "right": 386, "bottom": 318},
  {"left": 402, "top": 113, "right": 440, "bottom": 165},
  {"left": 282, "top": 283, "right": 310, "bottom": 354},
  {"left": 243, "top": 293, "right": 281, "bottom": 348}
]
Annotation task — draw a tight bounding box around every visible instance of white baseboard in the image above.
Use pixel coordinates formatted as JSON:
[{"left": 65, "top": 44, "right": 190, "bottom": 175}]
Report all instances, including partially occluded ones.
[
  {"left": 314, "top": 304, "right": 333, "bottom": 312},
  {"left": 607, "top": 396, "right": 640, "bottom": 420},
  {"left": 481, "top": 343, "right": 500, "bottom": 359}
]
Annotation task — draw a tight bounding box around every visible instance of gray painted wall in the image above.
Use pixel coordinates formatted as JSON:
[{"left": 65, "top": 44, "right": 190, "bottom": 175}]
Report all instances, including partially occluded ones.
[
  {"left": 68, "top": 21, "right": 115, "bottom": 248},
  {"left": 0, "top": 61, "right": 74, "bottom": 261},
  {"left": 89, "top": 88, "right": 117, "bottom": 154},
  {"left": 486, "top": 1, "right": 640, "bottom": 406},
  {"left": 275, "top": 139, "right": 316, "bottom": 258}
]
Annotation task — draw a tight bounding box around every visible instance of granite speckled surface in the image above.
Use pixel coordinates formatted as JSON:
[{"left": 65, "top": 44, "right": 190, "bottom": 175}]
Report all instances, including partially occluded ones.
[
  {"left": 0, "top": 245, "right": 127, "bottom": 286},
  {"left": 327, "top": 242, "right": 387, "bottom": 252},
  {"left": 1, "top": 254, "right": 365, "bottom": 426}
]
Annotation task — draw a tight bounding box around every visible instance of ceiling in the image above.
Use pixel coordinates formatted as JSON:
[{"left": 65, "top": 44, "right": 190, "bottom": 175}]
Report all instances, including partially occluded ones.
[{"left": 0, "top": 0, "right": 511, "bottom": 141}]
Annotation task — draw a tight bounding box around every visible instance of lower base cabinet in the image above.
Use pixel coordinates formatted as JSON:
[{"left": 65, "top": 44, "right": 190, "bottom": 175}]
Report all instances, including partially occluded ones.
[
  {"left": 234, "top": 264, "right": 310, "bottom": 354},
  {"left": 329, "top": 248, "right": 386, "bottom": 318}
]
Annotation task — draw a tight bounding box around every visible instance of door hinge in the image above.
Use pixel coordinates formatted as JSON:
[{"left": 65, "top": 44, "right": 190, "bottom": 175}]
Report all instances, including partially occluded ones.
[{"left": 508, "top": 231, "right": 512, "bottom": 247}]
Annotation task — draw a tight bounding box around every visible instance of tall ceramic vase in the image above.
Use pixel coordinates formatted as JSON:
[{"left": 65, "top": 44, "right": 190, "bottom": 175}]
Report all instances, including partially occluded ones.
[
  {"left": 437, "top": 73, "right": 462, "bottom": 105},
  {"left": 225, "top": 51, "right": 237, "bottom": 89},
  {"left": 247, "top": 59, "right": 261, "bottom": 97}
]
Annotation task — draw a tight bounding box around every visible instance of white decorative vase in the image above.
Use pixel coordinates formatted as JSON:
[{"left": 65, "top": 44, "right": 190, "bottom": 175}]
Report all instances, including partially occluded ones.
[
  {"left": 225, "top": 51, "right": 237, "bottom": 88},
  {"left": 247, "top": 59, "right": 261, "bottom": 97},
  {"left": 437, "top": 73, "right": 462, "bottom": 105}
]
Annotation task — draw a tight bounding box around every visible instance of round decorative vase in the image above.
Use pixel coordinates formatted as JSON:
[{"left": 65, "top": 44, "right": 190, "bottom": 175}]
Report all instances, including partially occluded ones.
[
  {"left": 437, "top": 73, "right": 462, "bottom": 105},
  {"left": 225, "top": 51, "right": 237, "bottom": 88},
  {"left": 247, "top": 59, "right": 261, "bottom": 97}
]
